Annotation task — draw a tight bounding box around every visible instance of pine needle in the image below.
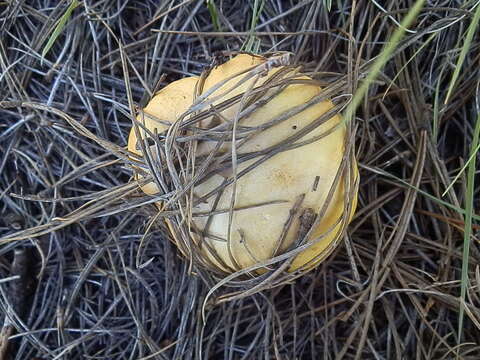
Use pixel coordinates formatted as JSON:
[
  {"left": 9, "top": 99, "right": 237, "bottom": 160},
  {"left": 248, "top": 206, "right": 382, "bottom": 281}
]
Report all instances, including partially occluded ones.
[
  {"left": 444, "top": 1, "right": 480, "bottom": 104},
  {"left": 41, "top": 0, "right": 80, "bottom": 61}
]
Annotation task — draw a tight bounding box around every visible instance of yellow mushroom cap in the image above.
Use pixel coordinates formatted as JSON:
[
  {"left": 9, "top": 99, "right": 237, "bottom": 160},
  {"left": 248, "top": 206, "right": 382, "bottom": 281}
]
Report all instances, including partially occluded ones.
[{"left": 127, "top": 54, "right": 358, "bottom": 273}]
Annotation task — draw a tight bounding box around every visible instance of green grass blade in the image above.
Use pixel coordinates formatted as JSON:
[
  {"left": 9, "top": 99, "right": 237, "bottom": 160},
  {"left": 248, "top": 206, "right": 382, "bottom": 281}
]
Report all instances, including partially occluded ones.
[
  {"left": 242, "top": 0, "right": 264, "bottom": 53},
  {"left": 41, "top": 0, "right": 80, "bottom": 60},
  {"left": 444, "top": 2, "right": 480, "bottom": 104},
  {"left": 362, "top": 164, "right": 480, "bottom": 222},
  {"left": 457, "top": 111, "right": 480, "bottom": 347},
  {"left": 382, "top": 32, "right": 437, "bottom": 102},
  {"left": 323, "top": 0, "right": 332, "bottom": 12},
  {"left": 343, "top": 0, "right": 425, "bottom": 123},
  {"left": 206, "top": 0, "right": 221, "bottom": 31},
  {"left": 442, "top": 140, "right": 480, "bottom": 197}
]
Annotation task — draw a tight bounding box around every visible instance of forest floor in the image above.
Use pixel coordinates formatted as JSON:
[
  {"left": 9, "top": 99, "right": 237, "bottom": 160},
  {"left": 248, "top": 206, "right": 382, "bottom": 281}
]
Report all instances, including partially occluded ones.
[{"left": 1, "top": 1, "right": 480, "bottom": 359}]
